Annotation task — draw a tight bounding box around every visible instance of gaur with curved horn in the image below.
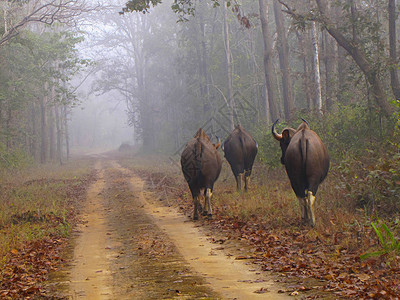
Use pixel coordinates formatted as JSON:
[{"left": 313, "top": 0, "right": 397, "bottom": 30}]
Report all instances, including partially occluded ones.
[
  {"left": 272, "top": 119, "right": 329, "bottom": 227},
  {"left": 181, "top": 128, "right": 222, "bottom": 220},
  {"left": 223, "top": 124, "right": 258, "bottom": 192}
]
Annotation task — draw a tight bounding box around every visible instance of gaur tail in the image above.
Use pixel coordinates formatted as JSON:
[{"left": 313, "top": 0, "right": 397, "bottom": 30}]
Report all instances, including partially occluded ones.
[
  {"left": 239, "top": 135, "right": 247, "bottom": 171},
  {"left": 194, "top": 137, "right": 203, "bottom": 179},
  {"left": 299, "top": 134, "right": 309, "bottom": 184}
]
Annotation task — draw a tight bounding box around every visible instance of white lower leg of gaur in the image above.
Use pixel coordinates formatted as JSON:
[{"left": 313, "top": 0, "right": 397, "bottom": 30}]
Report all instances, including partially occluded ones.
[
  {"left": 307, "top": 191, "right": 316, "bottom": 227},
  {"left": 205, "top": 188, "right": 213, "bottom": 218}
]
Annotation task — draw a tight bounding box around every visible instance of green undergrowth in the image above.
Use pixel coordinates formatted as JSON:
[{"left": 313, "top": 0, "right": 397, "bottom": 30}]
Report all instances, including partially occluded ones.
[{"left": 0, "top": 158, "right": 96, "bottom": 271}]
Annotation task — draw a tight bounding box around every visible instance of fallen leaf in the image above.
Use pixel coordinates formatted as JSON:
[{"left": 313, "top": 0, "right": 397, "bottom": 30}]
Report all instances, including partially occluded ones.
[
  {"left": 356, "top": 273, "right": 370, "bottom": 281},
  {"left": 235, "top": 255, "right": 250, "bottom": 260},
  {"left": 254, "top": 287, "right": 269, "bottom": 294}
]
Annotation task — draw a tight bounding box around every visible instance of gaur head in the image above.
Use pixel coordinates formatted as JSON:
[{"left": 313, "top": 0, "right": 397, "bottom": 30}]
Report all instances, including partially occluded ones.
[{"left": 271, "top": 119, "right": 310, "bottom": 165}]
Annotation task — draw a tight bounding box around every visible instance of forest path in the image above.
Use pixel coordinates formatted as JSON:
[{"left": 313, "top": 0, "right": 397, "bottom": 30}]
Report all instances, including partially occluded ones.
[
  {"left": 61, "top": 158, "right": 289, "bottom": 299},
  {"left": 68, "top": 160, "right": 115, "bottom": 299}
]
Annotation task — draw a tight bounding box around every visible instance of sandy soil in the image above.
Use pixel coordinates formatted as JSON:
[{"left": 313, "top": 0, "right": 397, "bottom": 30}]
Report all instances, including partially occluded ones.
[
  {"left": 67, "top": 161, "right": 116, "bottom": 299},
  {"left": 50, "top": 158, "right": 290, "bottom": 299}
]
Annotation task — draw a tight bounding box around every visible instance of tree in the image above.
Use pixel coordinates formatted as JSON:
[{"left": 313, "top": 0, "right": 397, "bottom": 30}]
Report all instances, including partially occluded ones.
[
  {"left": 273, "top": 0, "right": 294, "bottom": 120},
  {"left": 311, "top": 21, "right": 322, "bottom": 114},
  {"left": 0, "top": 28, "right": 87, "bottom": 163},
  {"left": 258, "top": 0, "right": 279, "bottom": 122},
  {"left": 223, "top": 0, "right": 234, "bottom": 131},
  {"left": 0, "top": 0, "right": 94, "bottom": 47},
  {"left": 280, "top": 0, "right": 394, "bottom": 117},
  {"left": 388, "top": 0, "right": 400, "bottom": 101},
  {"left": 124, "top": 0, "right": 220, "bottom": 18}
]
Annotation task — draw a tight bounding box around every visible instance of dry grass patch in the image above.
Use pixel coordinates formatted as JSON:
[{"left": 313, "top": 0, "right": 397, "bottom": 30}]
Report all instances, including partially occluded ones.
[
  {"left": 116, "top": 152, "right": 400, "bottom": 297},
  {"left": 0, "top": 157, "right": 96, "bottom": 273}
]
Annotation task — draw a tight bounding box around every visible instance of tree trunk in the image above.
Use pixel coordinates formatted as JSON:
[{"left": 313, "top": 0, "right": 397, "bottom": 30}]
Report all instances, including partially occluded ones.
[
  {"left": 311, "top": 21, "right": 323, "bottom": 114},
  {"left": 389, "top": 0, "right": 400, "bottom": 100},
  {"left": 49, "top": 84, "right": 56, "bottom": 160},
  {"left": 6, "top": 106, "right": 12, "bottom": 150},
  {"left": 29, "top": 103, "right": 37, "bottom": 160},
  {"left": 63, "top": 105, "right": 70, "bottom": 161},
  {"left": 315, "top": 0, "right": 393, "bottom": 117},
  {"left": 323, "top": 30, "right": 337, "bottom": 112},
  {"left": 248, "top": 29, "right": 261, "bottom": 120},
  {"left": 273, "top": 0, "right": 294, "bottom": 120},
  {"left": 55, "top": 105, "right": 62, "bottom": 165},
  {"left": 197, "top": 4, "right": 211, "bottom": 114},
  {"left": 258, "top": 0, "right": 279, "bottom": 122},
  {"left": 296, "top": 31, "right": 313, "bottom": 110},
  {"left": 49, "top": 106, "right": 56, "bottom": 160},
  {"left": 224, "top": 0, "right": 235, "bottom": 131},
  {"left": 40, "top": 94, "right": 47, "bottom": 164}
]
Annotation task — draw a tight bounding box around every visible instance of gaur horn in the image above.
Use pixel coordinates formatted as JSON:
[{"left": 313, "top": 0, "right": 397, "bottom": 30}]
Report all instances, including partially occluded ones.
[
  {"left": 215, "top": 135, "right": 221, "bottom": 149},
  {"left": 272, "top": 119, "right": 283, "bottom": 141},
  {"left": 301, "top": 118, "right": 311, "bottom": 129}
]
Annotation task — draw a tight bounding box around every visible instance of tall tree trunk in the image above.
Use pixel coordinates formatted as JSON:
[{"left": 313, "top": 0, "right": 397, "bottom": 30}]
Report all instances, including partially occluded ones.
[
  {"left": 297, "top": 31, "right": 313, "bottom": 110},
  {"left": 336, "top": 44, "right": 347, "bottom": 103},
  {"left": 224, "top": 0, "right": 234, "bottom": 131},
  {"left": 311, "top": 21, "right": 323, "bottom": 114},
  {"left": 29, "top": 103, "right": 37, "bottom": 160},
  {"left": 248, "top": 29, "right": 261, "bottom": 120},
  {"left": 6, "top": 106, "right": 12, "bottom": 150},
  {"left": 322, "top": 0, "right": 337, "bottom": 112},
  {"left": 55, "top": 105, "right": 62, "bottom": 164},
  {"left": 40, "top": 94, "right": 47, "bottom": 164},
  {"left": 197, "top": 4, "right": 211, "bottom": 114},
  {"left": 63, "top": 105, "right": 70, "bottom": 161},
  {"left": 389, "top": 0, "right": 400, "bottom": 100},
  {"left": 258, "top": 0, "right": 279, "bottom": 122},
  {"left": 323, "top": 30, "right": 337, "bottom": 112},
  {"left": 273, "top": 0, "right": 294, "bottom": 120},
  {"left": 49, "top": 107, "right": 56, "bottom": 160},
  {"left": 315, "top": 0, "right": 393, "bottom": 117},
  {"left": 49, "top": 83, "right": 56, "bottom": 160}
]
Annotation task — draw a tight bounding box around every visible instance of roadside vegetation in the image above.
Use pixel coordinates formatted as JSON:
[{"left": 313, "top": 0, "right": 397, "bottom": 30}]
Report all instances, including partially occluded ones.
[
  {"left": 0, "top": 158, "right": 96, "bottom": 298},
  {"left": 117, "top": 109, "right": 400, "bottom": 298}
]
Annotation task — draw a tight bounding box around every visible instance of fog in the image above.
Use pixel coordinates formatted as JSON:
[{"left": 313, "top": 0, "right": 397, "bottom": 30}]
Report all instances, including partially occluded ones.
[
  {"left": 69, "top": 90, "right": 134, "bottom": 154},
  {"left": 68, "top": 0, "right": 243, "bottom": 155}
]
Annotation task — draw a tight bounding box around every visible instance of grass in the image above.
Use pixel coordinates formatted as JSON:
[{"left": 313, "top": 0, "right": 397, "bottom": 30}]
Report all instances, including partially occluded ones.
[
  {"left": 115, "top": 152, "right": 400, "bottom": 298},
  {"left": 0, "top": 157, "right": 95, "bottom": 271},
  {"left": 117, "top": 152, "right": 399, "bottom": 267}
]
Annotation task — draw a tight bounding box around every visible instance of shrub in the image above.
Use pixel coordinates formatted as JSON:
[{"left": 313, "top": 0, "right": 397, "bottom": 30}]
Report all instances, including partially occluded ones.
[{"left": 0, "top": 143, "right": 33, "bottom": 169}]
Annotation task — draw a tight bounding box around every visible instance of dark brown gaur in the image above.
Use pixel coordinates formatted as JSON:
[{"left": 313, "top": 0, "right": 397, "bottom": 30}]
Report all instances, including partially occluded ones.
[
  {"left": 272, "top": 119, "right": 330, "bottom": 227},
  {"left": 181, "top": 128, "right": 222, "bottom": 220},
  {"left": 222, "top": 124, "right": 258, "bottom": 192}
]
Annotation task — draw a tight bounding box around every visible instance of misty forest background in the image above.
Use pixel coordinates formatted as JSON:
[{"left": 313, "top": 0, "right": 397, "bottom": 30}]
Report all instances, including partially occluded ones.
[{"left": 0, "top": 0, "right": 399, "bottom": 215}]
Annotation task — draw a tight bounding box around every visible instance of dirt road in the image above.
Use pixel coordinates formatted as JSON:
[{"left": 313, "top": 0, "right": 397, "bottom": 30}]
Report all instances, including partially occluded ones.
[{"left": 51, "top": 158, "right": 290, "bottom": 299}]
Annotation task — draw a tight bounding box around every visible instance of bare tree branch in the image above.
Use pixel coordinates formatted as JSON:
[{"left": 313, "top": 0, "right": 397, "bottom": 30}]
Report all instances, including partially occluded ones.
[{"left": 0, "top": 0, "right": 101, "bottom": 47}]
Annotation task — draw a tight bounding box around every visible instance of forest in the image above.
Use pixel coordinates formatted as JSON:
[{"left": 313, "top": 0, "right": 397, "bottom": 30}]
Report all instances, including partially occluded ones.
[
  {"left": 1, "top": 0, "right": 399, "bottom": 166},
  {"left": 0, "top": 0, "right": 400, "bottom": 298}
]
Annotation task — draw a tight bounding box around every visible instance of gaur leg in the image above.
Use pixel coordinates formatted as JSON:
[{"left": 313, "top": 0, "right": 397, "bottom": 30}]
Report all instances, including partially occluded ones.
[
  {"left": 244, "top": 170, "right": 251, "bottom": 192},
  {"left": 202, "top": 189, "right": 208, "bottom": 216},
  {"left": 306, "top": 191, "right": 316, "bottom": 227},
  {"left": 190, "top": 186, "right": 201, "bottom": 220},
  {"left": 236, "top": 173, "right": 244, "bottom": 192},
  {"left": 193, "top": 194, "right": 200, "bottom": 220},
  {"left": 205, "top": 188, "right": 213, "bottom": 218}
]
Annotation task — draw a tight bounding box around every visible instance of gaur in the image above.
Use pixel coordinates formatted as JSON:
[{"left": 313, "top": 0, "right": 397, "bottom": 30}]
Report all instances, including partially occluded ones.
[
  {"left": 181, "top": 128, "right": 222, "bottom": 220},
  {"left": 272, "top": 119, "right": 329, "bottom": 227}
]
